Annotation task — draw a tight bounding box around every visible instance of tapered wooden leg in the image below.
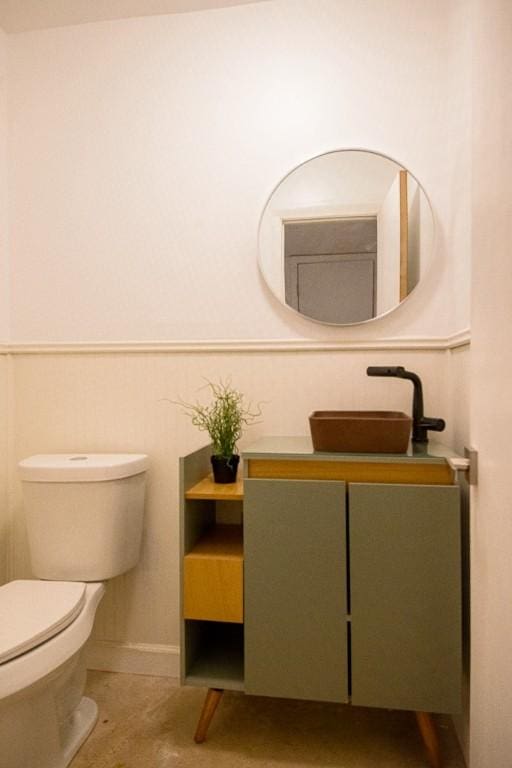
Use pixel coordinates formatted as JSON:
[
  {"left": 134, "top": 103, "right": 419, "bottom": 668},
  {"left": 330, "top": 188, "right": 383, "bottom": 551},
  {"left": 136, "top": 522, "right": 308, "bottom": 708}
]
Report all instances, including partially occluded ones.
[
  {"left": 415, "top": 711, "right": 441, "bottom": 768},
  {"left": 194, "top": 688, "right": 224, "bottom": 743}
]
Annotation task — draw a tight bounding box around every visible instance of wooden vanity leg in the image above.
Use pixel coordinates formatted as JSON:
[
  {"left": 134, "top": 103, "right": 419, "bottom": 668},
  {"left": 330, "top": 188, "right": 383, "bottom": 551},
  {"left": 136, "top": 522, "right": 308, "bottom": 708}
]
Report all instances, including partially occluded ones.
[
  {"left": 194, "top": 688, "right": 224, "bottom": 743},
  {"left": 415, "top": 711, "right": 441, "bottom": 768}
]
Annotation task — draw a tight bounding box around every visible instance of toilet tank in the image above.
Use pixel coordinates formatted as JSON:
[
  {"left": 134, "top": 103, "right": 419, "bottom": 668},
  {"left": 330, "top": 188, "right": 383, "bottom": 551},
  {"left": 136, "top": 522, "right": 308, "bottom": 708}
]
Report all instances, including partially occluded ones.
[{"left": 18, "top": 454, "right": 149, "bottom": 581}]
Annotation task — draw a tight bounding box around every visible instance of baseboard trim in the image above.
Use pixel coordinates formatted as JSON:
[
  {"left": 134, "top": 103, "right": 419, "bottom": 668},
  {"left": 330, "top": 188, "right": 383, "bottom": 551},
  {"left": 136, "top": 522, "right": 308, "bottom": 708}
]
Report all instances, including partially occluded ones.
[
  {"left": 86, "top": 639, "right": 180, "bottom": 678},
  {"left": 6, "top": 330, "right": 470, "bottom": 355}
]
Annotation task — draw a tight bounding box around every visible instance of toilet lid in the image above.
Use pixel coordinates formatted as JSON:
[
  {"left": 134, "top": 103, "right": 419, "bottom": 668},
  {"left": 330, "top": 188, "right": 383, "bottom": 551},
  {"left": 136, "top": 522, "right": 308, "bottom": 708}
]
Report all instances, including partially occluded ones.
[{"left": 0, "top": 580, "right": 86, "bottom": 664}]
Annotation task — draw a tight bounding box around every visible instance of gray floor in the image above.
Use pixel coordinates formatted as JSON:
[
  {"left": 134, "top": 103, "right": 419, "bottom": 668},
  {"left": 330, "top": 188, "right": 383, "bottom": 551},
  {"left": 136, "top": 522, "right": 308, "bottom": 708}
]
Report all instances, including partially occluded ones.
[{"left": 70, "top": 671, "right": 466, "bottom": 768}]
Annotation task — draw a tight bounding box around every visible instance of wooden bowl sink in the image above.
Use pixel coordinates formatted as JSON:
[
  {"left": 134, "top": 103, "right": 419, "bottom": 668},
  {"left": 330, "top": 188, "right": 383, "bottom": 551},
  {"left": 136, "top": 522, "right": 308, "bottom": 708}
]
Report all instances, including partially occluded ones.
[{"left": 309, "top": 410, "right": 412, "bottom": 454}]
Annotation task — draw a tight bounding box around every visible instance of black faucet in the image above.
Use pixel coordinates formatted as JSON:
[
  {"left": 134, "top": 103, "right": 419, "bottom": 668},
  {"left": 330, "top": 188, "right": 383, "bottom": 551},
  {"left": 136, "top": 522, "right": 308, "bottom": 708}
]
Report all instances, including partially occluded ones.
[{"left": 366, "top": 366, "right": 445, "bottom": 444}]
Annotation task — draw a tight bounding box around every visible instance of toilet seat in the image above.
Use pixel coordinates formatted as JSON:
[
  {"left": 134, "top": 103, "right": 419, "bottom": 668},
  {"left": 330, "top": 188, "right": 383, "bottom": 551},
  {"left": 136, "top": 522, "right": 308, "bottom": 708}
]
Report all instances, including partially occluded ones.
[
  {"left": 0, "top": 580, "right": 86, "bottom": 664},
  {"left": 0, "top": 581, "right": 105, "bottom": 701}
]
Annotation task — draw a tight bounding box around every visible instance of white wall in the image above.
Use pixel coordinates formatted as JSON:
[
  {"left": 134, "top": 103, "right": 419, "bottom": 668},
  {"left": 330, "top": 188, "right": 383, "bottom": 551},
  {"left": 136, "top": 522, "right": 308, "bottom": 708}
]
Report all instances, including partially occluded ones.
[
  {"left": 7, "top": 0, "right": 470, "bottom": 344},
  {"left": 469, "top": 1, "right": 512, "bottom": 765},
  {"left": 0, "top": 27, "right": 7, "bottom": 343},
  {"left": 448, "top": 346, "right": 471, "bottom": 456},
  {"left": 0, "top": 354, "right": 8, "bottom": 587},
  {"left": 0, "top": 29, "right": 9, "bottom": 586},
  {"left": 446, "top": 343, "right": 471, "bottom": 761}
]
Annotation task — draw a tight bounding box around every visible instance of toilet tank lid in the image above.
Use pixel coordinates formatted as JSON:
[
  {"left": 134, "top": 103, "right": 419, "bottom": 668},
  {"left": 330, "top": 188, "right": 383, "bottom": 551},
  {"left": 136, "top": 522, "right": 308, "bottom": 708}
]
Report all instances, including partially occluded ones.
[
  {"left": 18, "top": 453, "right": 149, "bottom": 482},
  {"left": 0, "top": 580, "right": 86, "bottom": 664}
]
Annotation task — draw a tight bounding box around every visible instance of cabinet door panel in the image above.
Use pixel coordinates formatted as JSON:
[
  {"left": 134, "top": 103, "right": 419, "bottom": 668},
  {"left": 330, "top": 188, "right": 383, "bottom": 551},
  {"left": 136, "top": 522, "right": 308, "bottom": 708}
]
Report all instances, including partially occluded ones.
[
  {"left": 350, "top": 483, "right": 461, "bottom": 713},
  {"left": 244, "top": 479, "right": 348, "bottom": 702}
]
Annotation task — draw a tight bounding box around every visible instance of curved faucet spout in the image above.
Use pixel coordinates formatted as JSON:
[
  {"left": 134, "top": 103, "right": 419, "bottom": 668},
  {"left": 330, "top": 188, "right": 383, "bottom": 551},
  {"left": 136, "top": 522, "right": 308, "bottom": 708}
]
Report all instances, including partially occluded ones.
[{"left": 366, "top": 366, "right": 445, "bottom": 444}]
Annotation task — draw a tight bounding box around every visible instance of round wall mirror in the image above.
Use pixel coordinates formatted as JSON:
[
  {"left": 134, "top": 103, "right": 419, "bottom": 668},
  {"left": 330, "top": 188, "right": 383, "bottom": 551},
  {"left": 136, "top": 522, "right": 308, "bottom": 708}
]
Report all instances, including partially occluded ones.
[{"left": 258, "top": 150, "right": 434, "bottom": 325}]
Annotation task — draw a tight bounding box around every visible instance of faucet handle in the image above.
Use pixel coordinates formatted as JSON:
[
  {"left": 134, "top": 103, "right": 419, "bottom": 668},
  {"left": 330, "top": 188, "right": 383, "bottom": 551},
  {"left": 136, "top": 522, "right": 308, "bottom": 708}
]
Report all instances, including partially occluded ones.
[
  {"left": 367, "top": 366, "right": 405, "bottom": 377},
  {"left": 420, "top": 417, "right": 445, "bottom": 433}
]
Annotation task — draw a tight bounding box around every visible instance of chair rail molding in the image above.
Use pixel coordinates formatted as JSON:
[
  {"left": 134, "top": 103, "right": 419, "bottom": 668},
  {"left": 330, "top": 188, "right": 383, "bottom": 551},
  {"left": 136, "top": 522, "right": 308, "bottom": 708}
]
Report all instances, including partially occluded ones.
[{"left": 6, "top": 330, "right": 470, "bottom": 355}]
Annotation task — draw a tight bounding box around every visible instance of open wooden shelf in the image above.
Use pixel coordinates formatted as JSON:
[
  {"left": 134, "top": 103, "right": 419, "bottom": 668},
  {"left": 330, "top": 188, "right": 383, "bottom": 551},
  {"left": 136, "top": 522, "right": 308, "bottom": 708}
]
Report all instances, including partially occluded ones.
[
  {"left": 184, "top": 620, "right": 244, "bottom": 692},
  {"left": 185, "top": 475, "right": 244, "bottom": 501},
  {"left": 185, "top": 524, "right": 243, "bottom": 558}
]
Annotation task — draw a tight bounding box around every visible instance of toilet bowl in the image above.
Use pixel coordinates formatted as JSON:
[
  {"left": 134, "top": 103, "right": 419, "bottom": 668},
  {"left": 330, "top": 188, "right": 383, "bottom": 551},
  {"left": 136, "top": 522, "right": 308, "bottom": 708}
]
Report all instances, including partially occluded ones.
[
  {"left": 0, "top": 581, "right": 105, "bottom": 768},
  {"left": 0, "top": 453, "right": 149, "bottom": 768}
]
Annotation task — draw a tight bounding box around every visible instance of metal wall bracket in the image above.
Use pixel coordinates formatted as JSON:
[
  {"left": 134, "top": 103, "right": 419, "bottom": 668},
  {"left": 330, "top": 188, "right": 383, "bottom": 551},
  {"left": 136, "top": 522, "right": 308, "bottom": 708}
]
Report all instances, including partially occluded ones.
[
  {"left": 447, "top": 447, "right": 478, "bottom": 485},
  {"left": 464, "top": 446, "right": 478, "bottom": 486}
]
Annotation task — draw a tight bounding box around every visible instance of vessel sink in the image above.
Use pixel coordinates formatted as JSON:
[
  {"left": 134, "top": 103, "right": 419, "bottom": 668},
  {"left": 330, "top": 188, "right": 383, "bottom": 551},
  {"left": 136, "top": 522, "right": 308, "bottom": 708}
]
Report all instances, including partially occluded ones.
[{"left": 309, "top": 410, "right": 412, "bottom": 454}]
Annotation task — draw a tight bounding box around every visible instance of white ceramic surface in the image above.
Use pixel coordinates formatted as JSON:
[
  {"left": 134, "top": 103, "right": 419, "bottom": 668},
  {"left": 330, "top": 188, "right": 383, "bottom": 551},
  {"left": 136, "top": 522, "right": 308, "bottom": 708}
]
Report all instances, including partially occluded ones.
[
  {"left": 0, "top": 580, "right": 86, "bottom": 663},
  {"left": 0, "top": 453, "right": 148, "bottom": 767},
  {"left": 19, "top": 453, "right": 148, "bottom": 580},
  {"left": 18, "top": 453, "right": 149, "bottom": 482},
  {"left": 0, "top": 583, "right": 105, "bottom": 768}
]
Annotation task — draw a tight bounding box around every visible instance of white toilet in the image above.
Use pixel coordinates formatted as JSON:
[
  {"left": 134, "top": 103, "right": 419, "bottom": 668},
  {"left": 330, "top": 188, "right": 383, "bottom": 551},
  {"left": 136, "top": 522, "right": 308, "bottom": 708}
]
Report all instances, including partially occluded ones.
[{"left": 0, "top": 453, "right": 149, "bottom": 768}]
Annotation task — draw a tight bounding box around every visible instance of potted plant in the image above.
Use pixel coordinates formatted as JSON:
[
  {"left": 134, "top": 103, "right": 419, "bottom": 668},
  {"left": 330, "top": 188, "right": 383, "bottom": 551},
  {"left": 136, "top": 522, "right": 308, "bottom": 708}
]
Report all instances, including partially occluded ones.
[{"left": 175, "top": 379, "right": 262, "bottom": 483}]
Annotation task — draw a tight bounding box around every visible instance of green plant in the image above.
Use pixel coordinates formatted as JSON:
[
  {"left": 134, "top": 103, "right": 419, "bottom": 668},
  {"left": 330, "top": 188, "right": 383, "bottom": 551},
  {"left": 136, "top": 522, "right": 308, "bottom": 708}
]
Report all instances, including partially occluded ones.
[{"left": 175, "top": 379, "right": 262, "bottom": 457}]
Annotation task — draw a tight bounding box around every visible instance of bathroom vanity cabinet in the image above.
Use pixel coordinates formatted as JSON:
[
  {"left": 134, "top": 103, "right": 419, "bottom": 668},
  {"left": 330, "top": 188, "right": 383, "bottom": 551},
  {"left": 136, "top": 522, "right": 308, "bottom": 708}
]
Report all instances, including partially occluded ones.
[{"left": 179, "top": 438, "right": 463, "bottom": 767}]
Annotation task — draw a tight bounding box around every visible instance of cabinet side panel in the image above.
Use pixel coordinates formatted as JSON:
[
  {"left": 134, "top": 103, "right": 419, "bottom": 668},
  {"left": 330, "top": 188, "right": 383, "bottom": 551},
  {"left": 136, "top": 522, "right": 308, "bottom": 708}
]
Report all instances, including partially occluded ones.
[
  {"left": 180, "top": 445, "right": 214, "bottom": 684},
  {"left": 180, "top": 444, "right": 213, "bottom": 493},
  {"left": 350, "top": 483, "right": 461, "bottom": 713},
  {"left": 244, "top": 479, "right": 347, "bottom": 703}
]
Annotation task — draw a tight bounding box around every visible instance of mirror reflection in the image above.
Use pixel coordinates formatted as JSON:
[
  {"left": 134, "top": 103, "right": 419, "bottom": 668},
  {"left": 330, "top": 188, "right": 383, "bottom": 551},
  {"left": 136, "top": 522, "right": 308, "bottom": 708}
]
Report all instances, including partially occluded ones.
[{"left": 258, "top": 150, "right": 434, "bottom": 325}]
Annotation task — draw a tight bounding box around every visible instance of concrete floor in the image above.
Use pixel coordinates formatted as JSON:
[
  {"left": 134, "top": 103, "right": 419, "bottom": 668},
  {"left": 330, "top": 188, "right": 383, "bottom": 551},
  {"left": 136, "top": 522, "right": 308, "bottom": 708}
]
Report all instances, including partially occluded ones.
[{"left": 70, "top": 671, "right": 466, "bottom": 768}]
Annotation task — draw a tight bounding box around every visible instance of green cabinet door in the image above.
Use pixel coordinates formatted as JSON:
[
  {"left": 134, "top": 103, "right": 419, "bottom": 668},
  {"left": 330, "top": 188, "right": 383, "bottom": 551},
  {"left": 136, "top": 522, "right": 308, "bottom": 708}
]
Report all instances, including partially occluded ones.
[
  {"left": 349, "top": 483, "right": 462, "bottom": 713},
  {"left": 244, "top": 479, "right": 348, "bottom": 703}
]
